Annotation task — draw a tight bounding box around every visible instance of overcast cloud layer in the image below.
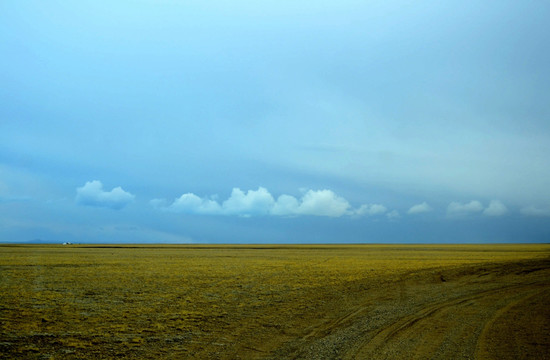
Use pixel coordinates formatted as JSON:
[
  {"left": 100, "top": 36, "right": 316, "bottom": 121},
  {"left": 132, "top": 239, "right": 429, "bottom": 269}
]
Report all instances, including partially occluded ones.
[{"left": 1, "top": 1, "right": 549, "bottom": 243}]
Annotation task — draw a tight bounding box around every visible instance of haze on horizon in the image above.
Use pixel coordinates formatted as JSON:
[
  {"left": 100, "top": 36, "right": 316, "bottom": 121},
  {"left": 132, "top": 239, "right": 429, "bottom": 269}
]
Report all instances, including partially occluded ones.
[{"left": 1, "top": 1, "right": 549, "bottom": 244}]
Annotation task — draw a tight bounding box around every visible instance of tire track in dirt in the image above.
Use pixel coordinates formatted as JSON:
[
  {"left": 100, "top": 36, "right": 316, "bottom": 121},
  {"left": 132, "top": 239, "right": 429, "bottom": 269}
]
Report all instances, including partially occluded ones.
[
  {"left": 302, "top": 306, "right": 368, "bottom": 341},
  {"left": 346, "top": 282, "right": 548, "bottom": 359},
  {"left": 475, "top": 287, "right": 550, "bottom": 359},
  {"left": 271, "top": 259, "right": 550, "bottom": 360}
]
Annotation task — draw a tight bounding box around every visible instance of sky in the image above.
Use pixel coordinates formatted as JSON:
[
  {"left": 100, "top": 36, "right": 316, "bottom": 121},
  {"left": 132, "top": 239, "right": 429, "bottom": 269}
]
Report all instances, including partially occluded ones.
[{"left": 1, "top": 0, "right": 549, "bottom": 244}]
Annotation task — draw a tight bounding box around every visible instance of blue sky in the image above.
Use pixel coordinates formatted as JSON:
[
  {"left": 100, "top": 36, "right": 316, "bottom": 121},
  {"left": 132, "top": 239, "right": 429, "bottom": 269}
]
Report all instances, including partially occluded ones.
[{"left": 1, "top": 1, "right": 549, "bottom": 243}]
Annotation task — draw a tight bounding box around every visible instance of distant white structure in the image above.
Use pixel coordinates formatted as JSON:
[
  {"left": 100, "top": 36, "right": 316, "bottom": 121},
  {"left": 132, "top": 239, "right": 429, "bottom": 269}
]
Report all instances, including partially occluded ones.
[{"left": 62, "top": 242, "right": 73, "bottom": 245}]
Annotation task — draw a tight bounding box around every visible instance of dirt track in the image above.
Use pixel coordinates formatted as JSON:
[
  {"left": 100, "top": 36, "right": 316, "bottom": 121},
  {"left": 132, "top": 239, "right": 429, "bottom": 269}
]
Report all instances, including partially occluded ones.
[{"left": 270, "top": 259, "right": 550, "bottom": 359}]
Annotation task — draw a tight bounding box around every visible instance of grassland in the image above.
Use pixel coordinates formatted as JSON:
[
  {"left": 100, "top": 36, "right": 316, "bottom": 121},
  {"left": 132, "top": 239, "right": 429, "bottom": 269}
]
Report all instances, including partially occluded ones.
[{"left": 1, "top": 244, "right": 549, "bottom": 359}]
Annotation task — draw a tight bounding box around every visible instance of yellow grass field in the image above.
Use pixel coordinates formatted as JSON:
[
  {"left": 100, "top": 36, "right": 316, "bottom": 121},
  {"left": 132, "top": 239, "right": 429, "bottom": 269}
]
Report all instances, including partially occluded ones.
[{"left": 1, "top": 244, "right": 549, "bottom": 359}]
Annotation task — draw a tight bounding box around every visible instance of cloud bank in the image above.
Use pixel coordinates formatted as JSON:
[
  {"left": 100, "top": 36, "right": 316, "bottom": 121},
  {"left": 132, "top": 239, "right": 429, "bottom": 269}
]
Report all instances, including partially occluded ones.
[
  {"left": 157, "top": 189, "right": 517, "bottom": 220},
  {"left": 160, "top": 187, "right": 388, "bottom": 218},
  {"left": 76, "top": 180, "right": 135, "bottom": 210}
]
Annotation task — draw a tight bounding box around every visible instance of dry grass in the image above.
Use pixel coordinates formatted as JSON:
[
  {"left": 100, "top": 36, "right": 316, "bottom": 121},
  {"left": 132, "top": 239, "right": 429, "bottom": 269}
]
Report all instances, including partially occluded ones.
[{"left": 1, "top": 244, "right": 549, "bottom": 359}]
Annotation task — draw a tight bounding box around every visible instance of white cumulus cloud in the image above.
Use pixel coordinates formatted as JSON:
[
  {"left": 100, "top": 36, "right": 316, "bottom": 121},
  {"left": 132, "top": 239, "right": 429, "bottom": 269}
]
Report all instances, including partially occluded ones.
[
  {"left": 407, "top": 202, "right": 432, "bottom": 214},
  {"left": 76, "top": 180, "right": 135, "bottom": 210},
  {"left": 222, "top": 187, "right": 275, "bottom": 216},
  {"left": 171, "top": 193, "right": 222, "bottom": 215},
  {"left": 447, "top": 200, "right": 484, "bottom": 216},
  {"left": 483, "top": 200, "right": 508, "bottom": 216},
  {"left": 160, "top": 187, "right": 357, "bottom": 217},
  {"left": 295, "top": 189, "right": 352, "bottom": 217},
  {"left": 271, "top": 194, "right": 300, "bottom": 216}
]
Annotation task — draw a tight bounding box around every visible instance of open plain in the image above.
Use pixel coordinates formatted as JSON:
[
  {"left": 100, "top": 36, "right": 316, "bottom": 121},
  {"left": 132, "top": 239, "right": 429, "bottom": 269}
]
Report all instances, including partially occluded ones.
[{"left": 0, "top": 244, "right": 549, "bottom": 359}]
